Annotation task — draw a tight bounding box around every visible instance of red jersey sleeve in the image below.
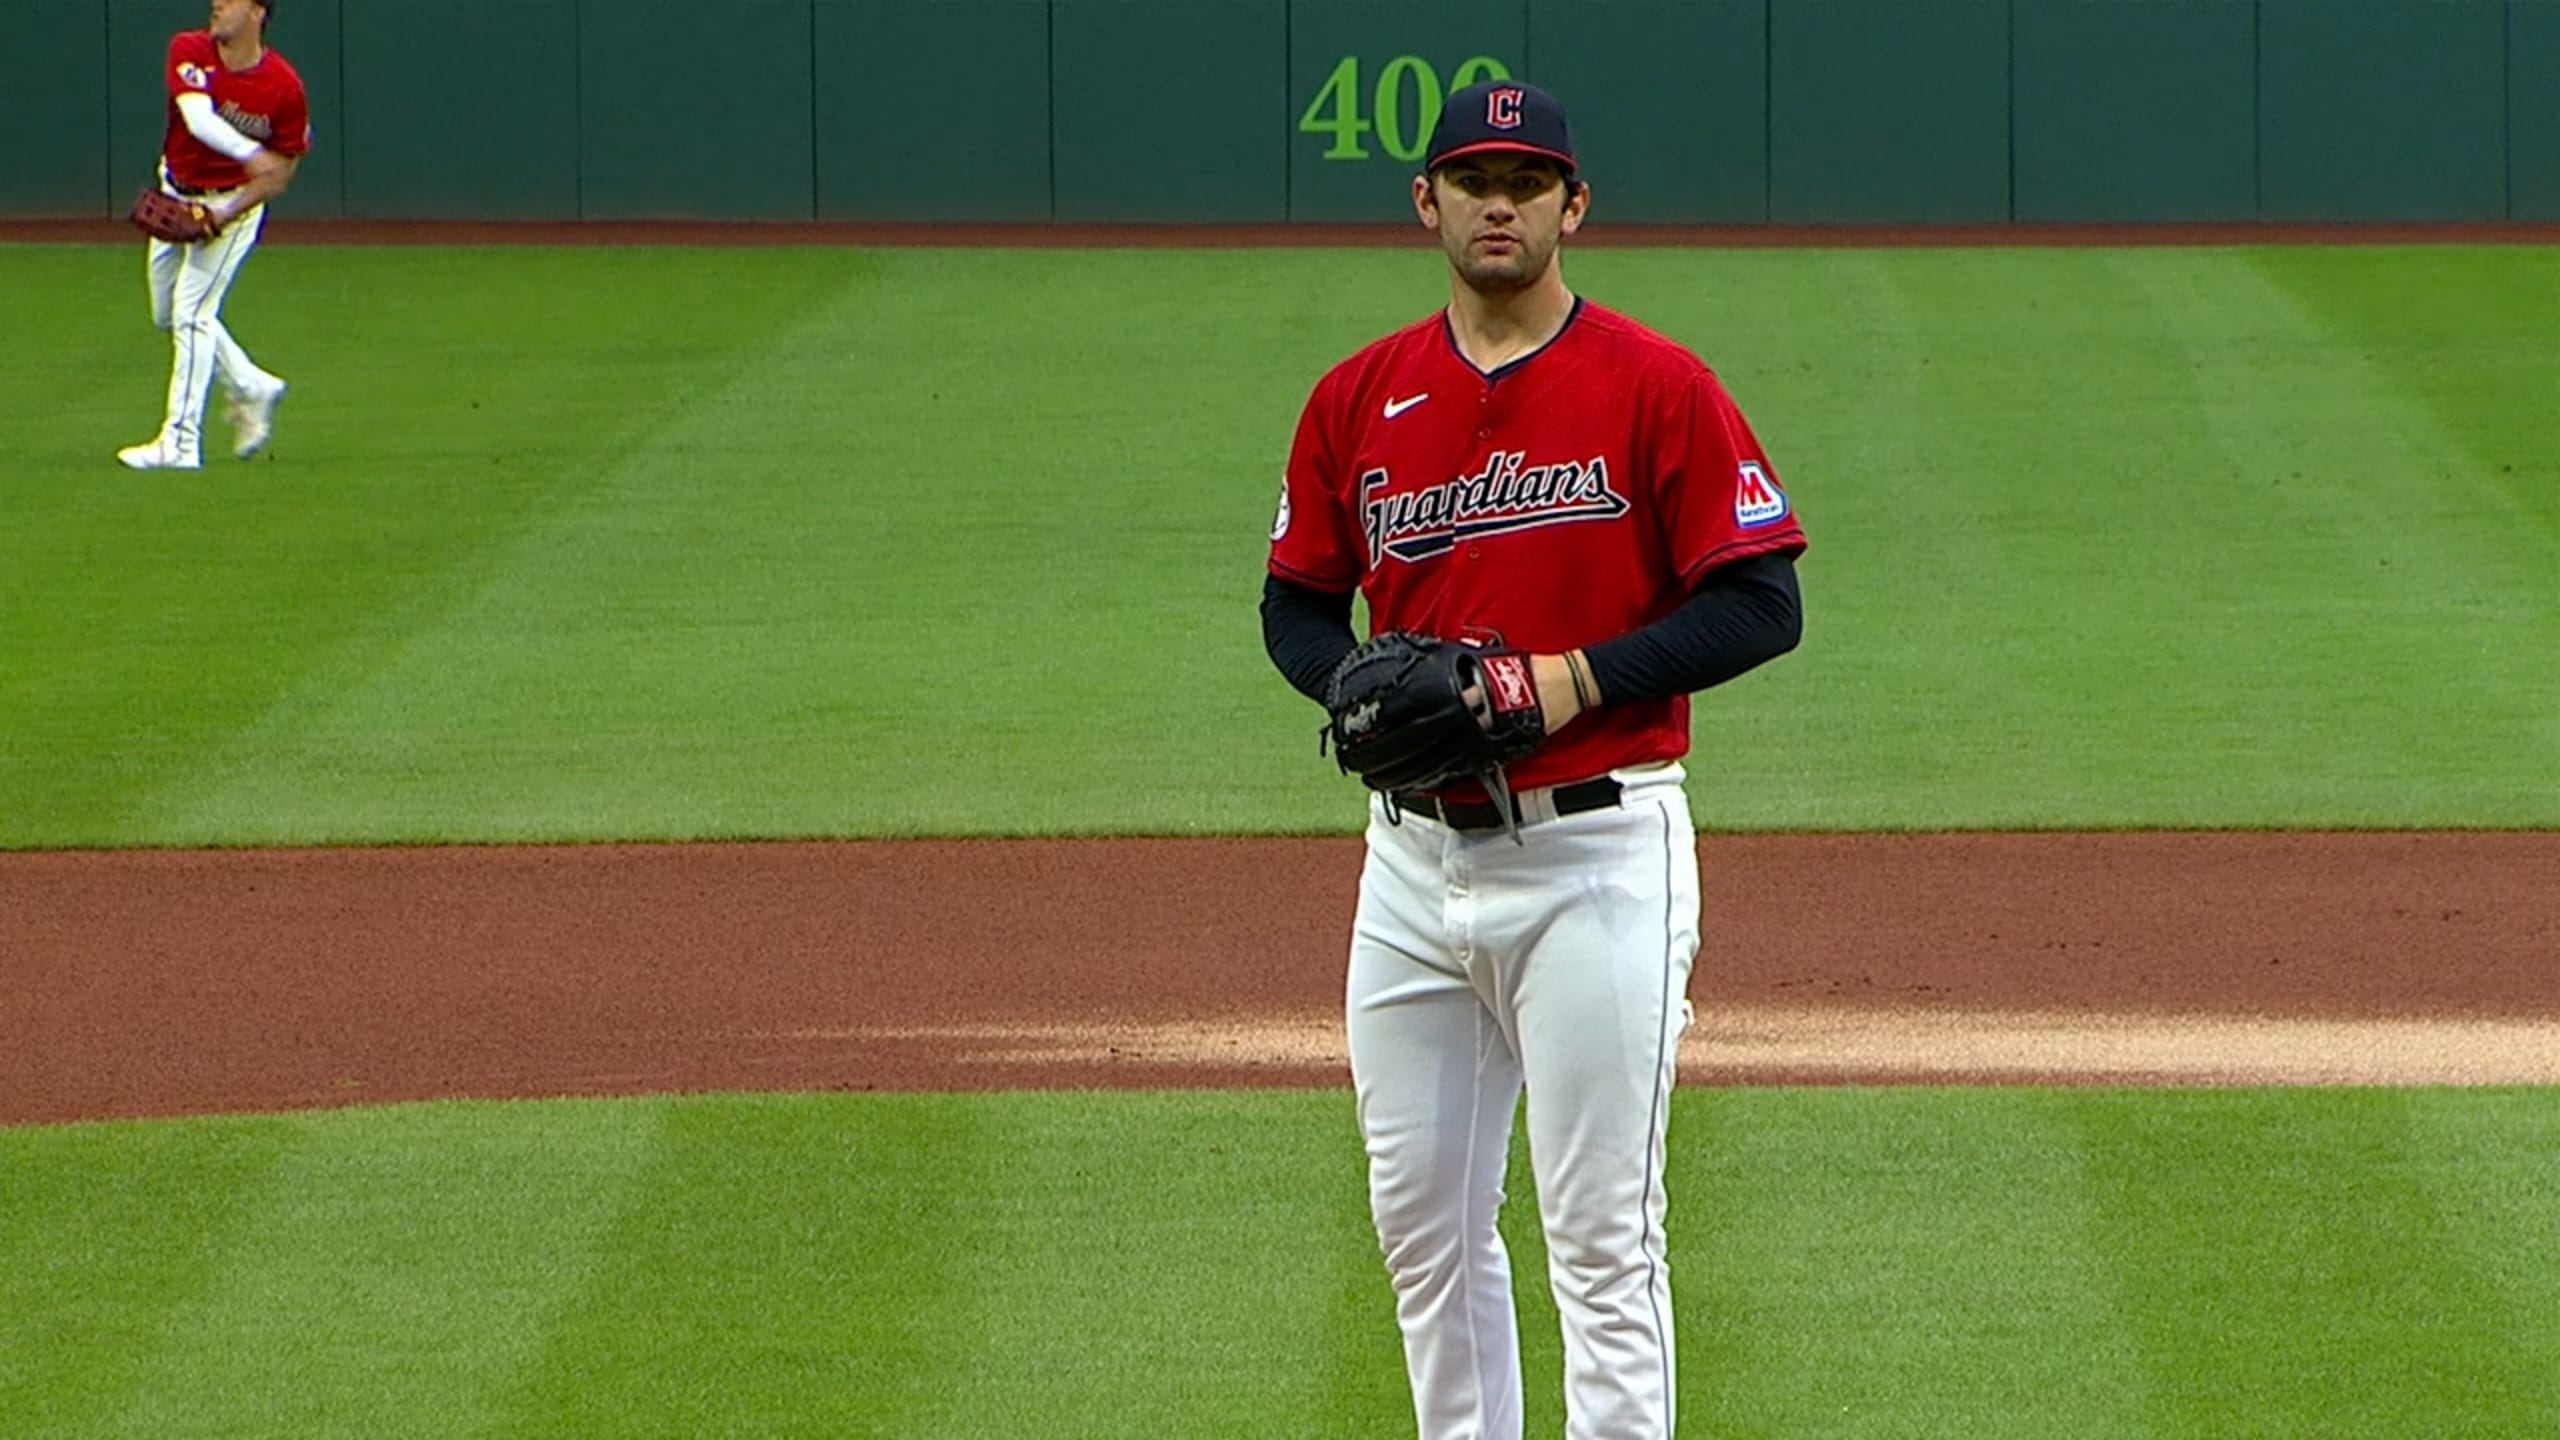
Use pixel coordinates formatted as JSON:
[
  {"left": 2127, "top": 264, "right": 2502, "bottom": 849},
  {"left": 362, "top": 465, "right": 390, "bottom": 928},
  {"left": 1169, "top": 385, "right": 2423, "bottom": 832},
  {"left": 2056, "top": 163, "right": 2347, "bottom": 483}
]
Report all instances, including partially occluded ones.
[
  {"left": 1267, "top": 370, "right": 1364, "bottom": 592},
  {"left": 1657, "top": 368, "right": 1807, "bottom": 585},
  {"left": 166, "top": 32, "right": 213, "bottom": 98}
]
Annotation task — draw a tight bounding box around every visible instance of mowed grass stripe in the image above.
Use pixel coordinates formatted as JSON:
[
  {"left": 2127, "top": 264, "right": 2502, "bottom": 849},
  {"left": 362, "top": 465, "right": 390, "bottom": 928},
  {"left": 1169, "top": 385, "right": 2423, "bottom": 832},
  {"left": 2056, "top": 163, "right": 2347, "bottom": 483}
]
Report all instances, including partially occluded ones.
[
  {"left": 930, "top": 1094, "right": 1399, "bottom": 1437},
  {"left": 2400, "top": 1089, "right": 2560, "bottom": 1427},
  {"left": 2120, "top": 250, "right": 2560, "bottom": 824},
  {"left": 0, "top": 1119, "right": 293, "bottom": 1430},
  {"left": 123, "top": 256, "right": 895, "bottom": 846},
  {"left": 5, "top": 1101, "right": 662, "bottom": 1439},
  {"left": 1589, "top": 245, "right": 2557, "bottom": 829},
  {"left": 0, "top": 246, "right": 840, "bottom": 848},
  {"left": 109, "top": 250, "right": 1369, "bottom": 845},
  {"left": 1678, "top": 1089, "right": 2153, "bottom": 1438},
  {"left": 485, "top": 1092, "right": 1406, "bottom": 1439},
  {"left": 484, "top": 1095, "right": 979, "bottom": 1438},
  {"left": 1653, "top": 246, "right": 2239, "bottom": 828},
  {"left": 2249, "top": 245, "right": 2560, "bottom": 542},
  {"left": 2072, "top": 1089, "right": 2559, "bottom": 1434},
  {"left": 1623, "top": 249, "right": 2044, "bottom": 831}
]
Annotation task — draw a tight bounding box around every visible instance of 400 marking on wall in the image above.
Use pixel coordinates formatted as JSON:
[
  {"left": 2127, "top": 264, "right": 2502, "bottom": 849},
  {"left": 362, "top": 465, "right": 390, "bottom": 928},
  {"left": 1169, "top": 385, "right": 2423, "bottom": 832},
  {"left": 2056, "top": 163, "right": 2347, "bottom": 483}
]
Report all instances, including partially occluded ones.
[{"left": 1298, "top": 54, "right": 1515, "bottom": 162}]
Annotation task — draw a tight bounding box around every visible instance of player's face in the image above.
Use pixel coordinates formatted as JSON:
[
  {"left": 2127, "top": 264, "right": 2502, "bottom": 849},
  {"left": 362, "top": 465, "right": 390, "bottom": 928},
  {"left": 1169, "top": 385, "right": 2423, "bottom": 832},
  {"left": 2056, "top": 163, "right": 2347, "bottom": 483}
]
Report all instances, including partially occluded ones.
[
  {"left": 1416, "top": 155, "right": 1587, "bottom": 295},
  {"left": 208, "top": 0, "right": 261, "bottom": 42}
]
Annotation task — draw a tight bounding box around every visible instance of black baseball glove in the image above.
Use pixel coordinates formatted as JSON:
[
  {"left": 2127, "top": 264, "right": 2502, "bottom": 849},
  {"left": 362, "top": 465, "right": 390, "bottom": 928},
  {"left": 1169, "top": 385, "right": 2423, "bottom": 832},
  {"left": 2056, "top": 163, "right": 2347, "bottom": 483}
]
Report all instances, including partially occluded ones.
[{"left": 1321, "top": 631, "right": 1547, "bottom": 795}]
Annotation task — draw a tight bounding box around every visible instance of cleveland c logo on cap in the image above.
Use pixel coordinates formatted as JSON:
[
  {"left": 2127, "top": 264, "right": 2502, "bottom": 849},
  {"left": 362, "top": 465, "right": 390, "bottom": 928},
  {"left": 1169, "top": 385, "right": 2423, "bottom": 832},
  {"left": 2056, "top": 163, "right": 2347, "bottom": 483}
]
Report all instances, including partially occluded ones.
[{"left": 1487, "top": 88, "right": 1524, "bottom": 129}]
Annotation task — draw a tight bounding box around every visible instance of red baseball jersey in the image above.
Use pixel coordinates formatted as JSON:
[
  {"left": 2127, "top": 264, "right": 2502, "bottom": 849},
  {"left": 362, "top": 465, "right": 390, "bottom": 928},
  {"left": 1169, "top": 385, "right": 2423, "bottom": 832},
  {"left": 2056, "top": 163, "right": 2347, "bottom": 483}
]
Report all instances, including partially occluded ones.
[
  {"left": 160, "top": 30, "right": 310, "bottom": 192},
  {"left": 1270, "top": 299, "right": 1807, "bottom": 793}
]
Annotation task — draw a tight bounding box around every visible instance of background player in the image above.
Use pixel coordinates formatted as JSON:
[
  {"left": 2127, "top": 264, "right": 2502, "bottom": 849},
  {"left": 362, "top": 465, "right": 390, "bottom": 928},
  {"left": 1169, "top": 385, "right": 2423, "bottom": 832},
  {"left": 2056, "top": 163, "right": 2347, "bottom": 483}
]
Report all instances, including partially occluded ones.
[
  {"left": 119, "top": 0, "right": 307, "bottom": 471},
  {"left": 1261, "top": 82, "right": 1809, "bottom": 1439}
]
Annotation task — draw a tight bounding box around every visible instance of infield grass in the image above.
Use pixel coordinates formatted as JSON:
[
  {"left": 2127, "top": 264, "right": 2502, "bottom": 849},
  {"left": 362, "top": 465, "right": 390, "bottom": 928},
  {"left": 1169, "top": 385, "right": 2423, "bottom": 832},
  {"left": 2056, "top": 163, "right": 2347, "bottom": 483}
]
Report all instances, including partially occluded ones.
[
  {"left": 5, "top": 1088, "right": 2556, "bottom": 1438},
  {"left": 3, "top": 242, "right": 2554, "bottom": 845}
]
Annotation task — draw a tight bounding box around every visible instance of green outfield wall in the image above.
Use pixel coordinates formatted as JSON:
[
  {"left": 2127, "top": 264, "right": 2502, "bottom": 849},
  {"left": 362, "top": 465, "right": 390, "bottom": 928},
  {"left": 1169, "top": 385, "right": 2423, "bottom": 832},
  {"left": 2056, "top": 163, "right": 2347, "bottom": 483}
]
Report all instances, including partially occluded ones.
[{"left": 19, "top": 0, "right": 2558, "bottom": 224}]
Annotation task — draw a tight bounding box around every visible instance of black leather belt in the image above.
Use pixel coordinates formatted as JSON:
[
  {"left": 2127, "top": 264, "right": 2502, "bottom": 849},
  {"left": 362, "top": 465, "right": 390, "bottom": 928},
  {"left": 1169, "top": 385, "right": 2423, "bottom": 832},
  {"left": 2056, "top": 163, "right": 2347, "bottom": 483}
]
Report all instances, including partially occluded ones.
[
  {"left": 1394, "top": 776, "right": 1622, "bottom": 832},
  {"left": 168, "top": 180, "right": 213, "bottom": 196}
]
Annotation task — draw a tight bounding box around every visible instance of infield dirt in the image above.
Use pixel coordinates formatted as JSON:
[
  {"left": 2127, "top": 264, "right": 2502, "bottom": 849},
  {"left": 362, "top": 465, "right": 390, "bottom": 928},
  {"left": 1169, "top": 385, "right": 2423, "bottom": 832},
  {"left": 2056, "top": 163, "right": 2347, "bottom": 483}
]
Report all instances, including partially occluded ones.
[{"left": 4, "top": 832, "right": 2553, "bottom": 1125}]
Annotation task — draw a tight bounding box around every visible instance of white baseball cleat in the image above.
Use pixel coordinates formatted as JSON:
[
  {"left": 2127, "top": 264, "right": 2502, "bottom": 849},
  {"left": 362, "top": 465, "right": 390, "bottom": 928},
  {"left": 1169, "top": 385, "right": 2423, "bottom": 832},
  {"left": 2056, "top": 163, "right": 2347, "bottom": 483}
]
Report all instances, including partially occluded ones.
[
  {"left": 116, "top": 441, "right": 200, "bottom": 471},
  {"left": 230, "top": 380, "right": 286, "bottom": 459}
]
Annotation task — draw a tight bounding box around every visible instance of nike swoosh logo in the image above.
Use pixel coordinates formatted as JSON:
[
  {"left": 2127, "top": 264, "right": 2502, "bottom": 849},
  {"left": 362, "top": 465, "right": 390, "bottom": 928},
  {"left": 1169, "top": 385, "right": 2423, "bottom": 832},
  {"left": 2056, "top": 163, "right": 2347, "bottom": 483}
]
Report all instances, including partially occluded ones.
[{"left": 1383, "top": 393, "right": 1429, "bottom": 419}]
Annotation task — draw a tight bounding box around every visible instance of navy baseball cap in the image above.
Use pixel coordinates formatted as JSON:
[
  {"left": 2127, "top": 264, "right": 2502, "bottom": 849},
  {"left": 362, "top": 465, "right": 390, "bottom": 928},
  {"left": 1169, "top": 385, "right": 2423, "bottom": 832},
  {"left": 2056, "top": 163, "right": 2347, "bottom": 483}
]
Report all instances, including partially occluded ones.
[{"left": 1424, "top": 81, "right": 1575, "bottom": 174}]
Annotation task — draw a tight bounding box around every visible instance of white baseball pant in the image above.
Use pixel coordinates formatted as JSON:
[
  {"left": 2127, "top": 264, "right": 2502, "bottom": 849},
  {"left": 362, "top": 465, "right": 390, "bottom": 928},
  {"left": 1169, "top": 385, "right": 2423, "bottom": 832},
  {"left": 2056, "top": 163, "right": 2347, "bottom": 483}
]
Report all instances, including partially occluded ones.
[
  {"left": 1346, "top": 761, "right": 1700, "bottom": 1440},
  {"left": 144, "top": 179, "right": 280, "bottom": 466}
]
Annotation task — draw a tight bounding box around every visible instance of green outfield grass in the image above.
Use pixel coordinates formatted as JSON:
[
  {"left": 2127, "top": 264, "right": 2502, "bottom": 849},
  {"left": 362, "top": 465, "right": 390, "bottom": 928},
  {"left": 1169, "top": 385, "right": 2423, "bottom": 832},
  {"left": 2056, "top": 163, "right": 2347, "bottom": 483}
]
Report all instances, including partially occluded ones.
[
  {"left": 4, "top": 1088, "right": 2555, "bottom": 1438},
  {"left": 2, "top": 242, "right": 2552, "bottom": 846}
]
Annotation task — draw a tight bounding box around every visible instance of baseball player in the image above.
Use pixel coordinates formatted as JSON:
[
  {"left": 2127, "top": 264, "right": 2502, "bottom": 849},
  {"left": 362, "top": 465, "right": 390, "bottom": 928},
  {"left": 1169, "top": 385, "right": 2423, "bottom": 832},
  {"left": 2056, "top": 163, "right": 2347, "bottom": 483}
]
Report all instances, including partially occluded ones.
[
  {"left": 118, "top": 0, "right": 307, "bottom": 471},
  {"left": 1261, "top": 81, "right": 1807, "bottom": 1439}
]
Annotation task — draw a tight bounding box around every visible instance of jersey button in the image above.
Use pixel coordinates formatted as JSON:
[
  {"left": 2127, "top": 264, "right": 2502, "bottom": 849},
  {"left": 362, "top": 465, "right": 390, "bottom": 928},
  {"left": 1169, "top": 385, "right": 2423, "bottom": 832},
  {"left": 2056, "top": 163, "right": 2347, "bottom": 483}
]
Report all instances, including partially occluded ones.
[{"left": 1475, "top": 427, "right": 1492, "bottom": 439}]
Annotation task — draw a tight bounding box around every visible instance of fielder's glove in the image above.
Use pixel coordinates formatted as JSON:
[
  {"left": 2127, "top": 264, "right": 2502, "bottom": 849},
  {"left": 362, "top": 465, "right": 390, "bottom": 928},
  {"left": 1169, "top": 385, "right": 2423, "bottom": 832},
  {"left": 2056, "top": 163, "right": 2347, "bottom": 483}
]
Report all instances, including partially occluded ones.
[
  {"left": 1321, "top": 631, "right": 1547, "bottom": 801},
  {"left": 129, "top": 187, "right": 221, "bottom": 244}
]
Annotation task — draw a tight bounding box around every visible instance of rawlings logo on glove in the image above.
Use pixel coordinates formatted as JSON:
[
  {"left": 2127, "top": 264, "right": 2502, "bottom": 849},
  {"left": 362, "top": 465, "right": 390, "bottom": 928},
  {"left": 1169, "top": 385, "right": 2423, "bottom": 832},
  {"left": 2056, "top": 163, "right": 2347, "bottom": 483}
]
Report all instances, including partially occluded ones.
[
  {"left": 129, "top": 187, "right": 221, "bottom": 244},
  {"left": 1321, "top": 631, "right": 1547, "bottom": 799}
]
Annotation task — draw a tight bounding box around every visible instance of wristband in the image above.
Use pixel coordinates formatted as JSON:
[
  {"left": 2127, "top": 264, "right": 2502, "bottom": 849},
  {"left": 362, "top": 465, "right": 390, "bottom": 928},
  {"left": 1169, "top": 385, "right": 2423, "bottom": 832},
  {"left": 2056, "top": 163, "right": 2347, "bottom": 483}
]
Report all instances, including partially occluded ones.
[{"left": 1564, "top": 651, "right": 1596, "bottom": 710}]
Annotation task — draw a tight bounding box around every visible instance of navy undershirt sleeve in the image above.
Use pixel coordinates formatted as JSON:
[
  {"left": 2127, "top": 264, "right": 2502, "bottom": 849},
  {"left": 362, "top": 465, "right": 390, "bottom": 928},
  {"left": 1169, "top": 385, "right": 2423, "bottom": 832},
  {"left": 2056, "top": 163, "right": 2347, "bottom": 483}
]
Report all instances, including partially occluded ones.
[
  {"left": 1261, "top": 574, "right": 1359, "bottom": 703},
  {"left": 1582, "top": 551, "right": 1802, "bottom": 704}
]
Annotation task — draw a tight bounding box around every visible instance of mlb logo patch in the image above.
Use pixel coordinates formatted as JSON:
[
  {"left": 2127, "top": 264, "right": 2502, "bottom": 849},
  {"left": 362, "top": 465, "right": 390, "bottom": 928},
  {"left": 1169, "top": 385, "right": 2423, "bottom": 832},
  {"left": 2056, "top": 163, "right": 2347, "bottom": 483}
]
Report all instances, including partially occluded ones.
[{"left": 1734, "top": 461, "right": 1788, "bottom": 528}]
